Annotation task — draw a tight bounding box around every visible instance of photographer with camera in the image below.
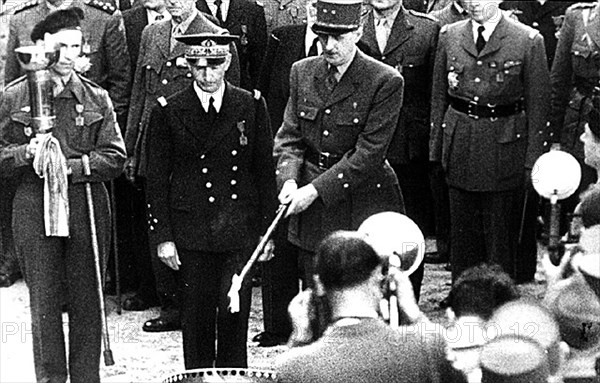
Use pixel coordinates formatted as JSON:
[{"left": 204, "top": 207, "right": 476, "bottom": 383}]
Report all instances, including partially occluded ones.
[{"left": 276, "top": 231, "right": 465, "bottom": 383}]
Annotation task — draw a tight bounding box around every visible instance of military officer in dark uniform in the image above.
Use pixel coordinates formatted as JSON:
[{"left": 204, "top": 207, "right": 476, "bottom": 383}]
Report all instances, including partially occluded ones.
[
  {"left": 145, "top": 33, "right": 277, "bottom": 368},
  {"left": 125, "top": 0, "right": 241, "bottom": 332},
  {"left": 0, "top": 9, "right": 126, "bottom": 382},
  {"left": 549, "top": 1, "right": 600, "bottom": 231},
  {"left": 357, "top": 0, "right": 438, "bottom": 300},
  {"left": 430, "top": 0, "right": 550, "bottom": 282},
  {"left": 196, "top": 0, "right": 268, "bottom": 90},
  {"left": 274, "top": 0, "right": 405, "bottom": 284}
]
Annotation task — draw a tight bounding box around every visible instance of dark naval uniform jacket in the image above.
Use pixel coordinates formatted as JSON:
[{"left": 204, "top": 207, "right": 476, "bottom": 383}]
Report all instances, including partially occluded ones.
[
  {"left": 145, "top": 83, "right": 277, "bottom": 252},
  {"left": 274, "top": 50, "right": 405, "bottom": 252},
  {"left": 549, "top": 2, "right": 600, "bottom": 160},
  {"left": 125, "top": 11, "right": 241, "bottom": 178},
  {"left": 358, "top": 7, "right": 439, "bottom": 165},
  {"left": 500, "top": 0, "right": 575, "bottom": 67},
  {"left": 5, "top": 0, "right": 131, "bottom": 128},
  {"left": 430, "top": 15, "right": 550, "bottom": 192},
  {"left": 196, "top": 0, "right": 268, "bottom": 90}
]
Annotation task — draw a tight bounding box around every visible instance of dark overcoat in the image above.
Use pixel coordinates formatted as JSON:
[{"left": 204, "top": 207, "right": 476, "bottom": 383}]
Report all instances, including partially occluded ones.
[
  {"left": 430, "top": 15, "right": 550, "bottom": 192},
  {"left": 145, "top": 83, "right": 277, "bottom": 252},
  {"left": 125, "top": 11, "right": 241, "bottom": 177},
  {"left": 274, "top": 50, "right": 405, "bottom": 252},
  {"left": 358, "top": 7, "right": 439, "bottom": 164}
]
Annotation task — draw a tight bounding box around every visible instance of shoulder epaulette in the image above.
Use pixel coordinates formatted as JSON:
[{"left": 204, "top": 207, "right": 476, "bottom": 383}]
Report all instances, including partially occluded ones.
[
  {"left": 440, "top": 24, "right": 448, "bottom": 33},
  {"left": 408, "top": 9, "right": 437, "bottom": 22},
  {"left": 4, "top": 75, "right": 27, "bottom": 90},
  {"left": 11, "top": 0, "right": 40, "bottom": 15},
  {"left": 253, "top": 89, "right": 261, "bottom": 100},
  {"left": 529, "top": 29, "right": 540, "bottom": 39},
  {"left": 255, "top": 0, "right": 264, "bottom": 7},
  {"left": 84, "top": 0, "right": 117, "bottom": 15}
]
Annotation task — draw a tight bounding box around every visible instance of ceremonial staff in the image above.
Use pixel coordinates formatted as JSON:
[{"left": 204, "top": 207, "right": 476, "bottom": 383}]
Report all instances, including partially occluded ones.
[{"left": 82, "top": 154, "right": 115, "bottom": 366}]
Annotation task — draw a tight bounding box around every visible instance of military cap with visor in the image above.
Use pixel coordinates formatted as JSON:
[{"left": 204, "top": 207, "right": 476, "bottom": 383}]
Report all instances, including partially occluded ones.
[
  {"left": 311, "top": 0, "right": 364, "bottom": 35},
  {"left": 175, "top": 33, "right": 239, "bottom": 67}
]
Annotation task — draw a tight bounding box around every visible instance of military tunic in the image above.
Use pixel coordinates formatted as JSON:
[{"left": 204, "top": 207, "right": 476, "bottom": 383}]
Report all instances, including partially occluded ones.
[
  {"left": 145, "top": 83, "right": 277, "bottom": 368},
  {"left": 430, "top": 15, "right": 550, "bottom": 280},
  {"left": 274, "top": 51, "right": 405, "bottom": 252},
  {"left": 4, "top": 0, "right": 131, "bottom": 128},
  {"left": 0, "top": 74, "right": 126, "bottom": 382}
]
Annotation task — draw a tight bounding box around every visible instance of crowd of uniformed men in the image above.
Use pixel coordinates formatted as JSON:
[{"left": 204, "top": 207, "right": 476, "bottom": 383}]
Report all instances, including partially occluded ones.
[{"left": 0, "top": 0, "right": 599, "bottom": 378}]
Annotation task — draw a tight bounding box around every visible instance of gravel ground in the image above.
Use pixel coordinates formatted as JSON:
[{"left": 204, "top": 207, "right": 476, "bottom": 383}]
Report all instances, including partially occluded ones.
[{"left": 0, "top": 240, "right": 547, "bottom": 383}]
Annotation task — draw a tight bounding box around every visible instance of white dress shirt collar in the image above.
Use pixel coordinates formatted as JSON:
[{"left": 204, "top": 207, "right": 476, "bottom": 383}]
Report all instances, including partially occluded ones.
[
  {"left": 173, "top": 7, "right": 198, "bottom": 34},
  {"left": 333, "top": 48, "right": 356, "bottom": 81},
  {"left": 471, "top": 16, "right": 501, "bottom": 43},
  {"left": 207, "top": 0, "right": 230, "bottom": 21},
  {"left": 194, "top": 81, "right": 226, "bottom": 113}
]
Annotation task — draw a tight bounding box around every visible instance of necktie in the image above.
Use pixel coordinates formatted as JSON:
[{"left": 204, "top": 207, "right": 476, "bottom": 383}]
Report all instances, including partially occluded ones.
[
  {"left": 171, "top": 24, "right": 182, "bottom": 52},
  {"left": 325, "top": 65, "right": 338, "bottom": 93},
  {"left": 376, "top": 18, "right": 389, "bottom": 53},
  {"left": 307, "top": 37, "right": 319, "bottom": 57},
  {"left": 476, "top": 25, "right": 486, "bottom": 54},
  {"left": 207, "top": 97, "right": 217, "bottom": 122},
  {"left": 215, "top": 0, "right": 224, "bottom": 24}
]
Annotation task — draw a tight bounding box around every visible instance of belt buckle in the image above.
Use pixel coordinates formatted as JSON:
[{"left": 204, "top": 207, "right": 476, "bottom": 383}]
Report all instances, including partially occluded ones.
[
  {"left": 318, "top": 152, "right": 330, "bottom": 169},
  {"left": 467, "top": 100, "right": 479, "bottom": 120}
]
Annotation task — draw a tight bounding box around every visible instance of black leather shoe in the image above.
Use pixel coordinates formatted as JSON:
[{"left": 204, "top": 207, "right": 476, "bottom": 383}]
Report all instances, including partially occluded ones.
[
  {"left": 253, "top": 331, "right": 288, "bottom": 347},
  {"left": 0, "top": 271, "right": 22, "bottom": 288},
  {"left": 123, "top": 295, "right": 158, "bottom": 311},
  {"left": 142, "top": 317, "right": 181, "bottom": 333}
]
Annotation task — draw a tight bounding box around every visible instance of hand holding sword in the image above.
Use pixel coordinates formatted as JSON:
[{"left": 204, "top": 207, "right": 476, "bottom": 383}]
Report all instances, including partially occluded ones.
[{"left": 228, "top": 203, "right": 289, "bottom": 313}]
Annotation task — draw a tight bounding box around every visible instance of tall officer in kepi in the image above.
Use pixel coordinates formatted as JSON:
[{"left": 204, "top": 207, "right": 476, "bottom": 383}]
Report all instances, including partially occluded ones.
[
  {"left": 274, "top": 0, "right": 405, "bottom": 286},
  {"left": 430, "top": 0, "right": 550, "bottom": 283},
  {"left": 358, "top": 0, "right": 439, "bottom": 301},
  {"left": 144, "top": 33, "right": 277, "bottom": 368},
  {"left": 0, "top": 8, "right": 126, "bottom": 382}
]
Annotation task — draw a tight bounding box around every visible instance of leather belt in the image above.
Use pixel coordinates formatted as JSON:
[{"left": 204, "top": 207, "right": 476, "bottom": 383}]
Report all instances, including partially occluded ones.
[
  {"left": 449, "top": 96, "right": 524, "bottom": 119},
  {"left": 305, "top": 148, "right": 343, "bottom": 169}
]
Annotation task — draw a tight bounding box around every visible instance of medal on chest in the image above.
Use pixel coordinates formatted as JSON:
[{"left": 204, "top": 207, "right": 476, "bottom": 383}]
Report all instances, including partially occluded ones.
[
  {"left": 448, "top": 72, "right": 459, "bottom": 90},
  {"left": 237, "top": 120, "right": 248, "bottom": 146},
  {"left": 75, "top": 104, "right": 85, "bottom": 127}
]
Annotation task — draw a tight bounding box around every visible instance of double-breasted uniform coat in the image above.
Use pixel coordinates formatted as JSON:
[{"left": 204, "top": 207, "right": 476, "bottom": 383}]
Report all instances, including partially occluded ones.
[
  {"left": 196, "top": 0, "right": 268, "bottom": 90},
  {"left": 274, "top": 50, "right": 405, "bottom": 253},
  {"left": 430, "top": 15, "right": 550, "bottom": 280},
  {"left": 0, "top": 74, "right": 126, "bottom": 382},
  {"left": 145, "top": 83, "right": 277, "bottom": 368}
]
